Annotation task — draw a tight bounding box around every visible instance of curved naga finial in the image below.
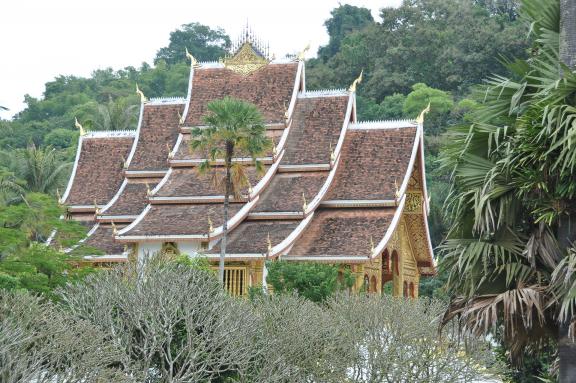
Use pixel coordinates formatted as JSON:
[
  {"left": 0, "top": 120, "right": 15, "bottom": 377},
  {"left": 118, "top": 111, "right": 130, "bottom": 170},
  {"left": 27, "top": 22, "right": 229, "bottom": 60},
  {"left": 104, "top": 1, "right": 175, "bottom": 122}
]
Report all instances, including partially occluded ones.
[
  {"left": 416, "top": 102, "right": 431, "bottom": 124},
  {"left": 185, "top": 47, "right": 199, "bottom": 67},
  {"left": 136, "top": 84, "right": 147, "bottom": 103},
  {"left": 348, "top": 69, "right": 363, "bottom": 92},
  {"left": 74, "top": 117, "right": 86, "bottom": 136},
  {"left": 297, "top": 42, "right": 310, "bottom": 61}
]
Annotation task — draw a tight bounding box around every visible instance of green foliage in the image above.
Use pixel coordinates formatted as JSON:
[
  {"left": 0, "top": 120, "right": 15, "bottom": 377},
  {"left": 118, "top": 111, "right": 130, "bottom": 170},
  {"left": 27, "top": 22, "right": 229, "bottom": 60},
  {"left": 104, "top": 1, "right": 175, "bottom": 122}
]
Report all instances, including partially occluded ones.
[
  {"left": 154, "top": 22, "right": 230, "bottom": 65},
  {"left": 44, "top": 128, "right": 78, "bottom": 149},
  {"left": 356, "top": 93, "right": 406, "bottom": 120},
  {"left": 318, "top": 4, "right": 374, "bottom": 61},
  {"left": 404, "top": 83, "right": 454, "bottom": 135},
  {"left": 307, "top": 0, "right": 528, "bottom": 100},
  {"left": 266, "top": 261, "right": 354, "bottom": 302}
]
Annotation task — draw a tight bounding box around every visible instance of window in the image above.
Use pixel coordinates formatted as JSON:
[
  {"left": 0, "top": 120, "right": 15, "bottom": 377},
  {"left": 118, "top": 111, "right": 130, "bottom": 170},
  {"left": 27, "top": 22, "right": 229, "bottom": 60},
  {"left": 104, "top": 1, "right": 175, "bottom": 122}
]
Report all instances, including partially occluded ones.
[{"left": 223, "top": 267, "right": 247, "bottom": 297}]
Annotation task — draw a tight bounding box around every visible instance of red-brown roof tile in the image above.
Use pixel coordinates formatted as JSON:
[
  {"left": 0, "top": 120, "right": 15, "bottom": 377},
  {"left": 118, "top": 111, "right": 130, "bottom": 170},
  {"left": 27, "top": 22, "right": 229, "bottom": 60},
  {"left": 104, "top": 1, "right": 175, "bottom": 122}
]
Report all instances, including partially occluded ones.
[
  {"left": 184, "top": 63, "right": 298, "bottom": 126},
  {"left": 326, "top": 128, "right": 417, "bottom": 200},
  {"left": 155, "top": 167, "right": 267, "bottom": 197},
  {"left": 123, "top": 203, "right": 243, "bottom": 237},
  {"left": 288, "top": 208, "right": 395, "bottom": 257},
  {"left": 282, "top": 96, "right": 349, "bottom": 165},
  {"left": 127, "top": 103, "right": 184, "bottom": 171},
  {"left": 102, "top": 181, "right": 159, "bottom": 216},
  {"left": 83, "top": 224, "right": 125, "bottom": 255},
  {"left": 208, "top": 220, "right": 301, "bottom": 254},
  {"left": 253, "top": 172, "right": 328, "bottom": 212},
  {"left": 64, "top": 135, "right": 134, "bottom": 206}
]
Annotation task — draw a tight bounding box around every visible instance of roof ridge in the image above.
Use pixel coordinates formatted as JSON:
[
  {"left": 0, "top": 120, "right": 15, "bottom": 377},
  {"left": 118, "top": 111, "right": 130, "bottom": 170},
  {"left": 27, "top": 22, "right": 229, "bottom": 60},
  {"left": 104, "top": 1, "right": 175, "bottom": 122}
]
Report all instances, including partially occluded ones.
[
  {"left": 298, "top": 88, "right": 348, "bottom": 98},
  {"left": 147, "top": 96, "right": 186, "bottom": 105},
  {"left": 350, "top": 119, "right": 417, "bottom": 130},
  {"left": 83, "top": 130, "right": 137, "bottom": 138}
]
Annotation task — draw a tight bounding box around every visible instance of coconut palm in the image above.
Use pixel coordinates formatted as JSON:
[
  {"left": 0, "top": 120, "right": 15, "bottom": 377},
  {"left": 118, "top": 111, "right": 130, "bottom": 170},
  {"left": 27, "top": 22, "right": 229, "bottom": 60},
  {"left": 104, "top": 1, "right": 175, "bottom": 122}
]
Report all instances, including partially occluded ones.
[
  {"left": 15, "top": 144, "right": 70, "bottom": 195},
  {"left": 91, "top": 97, "right": 138, "bottom": 131},
  {"left": 440, "top": 0, "right": 576, "bottom": 380},
  {"left": 191, "top": 97, "right": 271, "bottom": 284}
]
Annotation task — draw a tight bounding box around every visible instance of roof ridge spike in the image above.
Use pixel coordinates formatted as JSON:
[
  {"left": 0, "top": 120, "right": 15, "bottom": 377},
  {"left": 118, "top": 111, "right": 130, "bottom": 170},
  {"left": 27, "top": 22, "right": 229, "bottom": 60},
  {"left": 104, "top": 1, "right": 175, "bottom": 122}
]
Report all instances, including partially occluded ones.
[
  {"left": 83, "top": 130, "right": 137, "bottom": 138},
  {"left": 298, "top": 88, "right": 348, "bottom": 98}
]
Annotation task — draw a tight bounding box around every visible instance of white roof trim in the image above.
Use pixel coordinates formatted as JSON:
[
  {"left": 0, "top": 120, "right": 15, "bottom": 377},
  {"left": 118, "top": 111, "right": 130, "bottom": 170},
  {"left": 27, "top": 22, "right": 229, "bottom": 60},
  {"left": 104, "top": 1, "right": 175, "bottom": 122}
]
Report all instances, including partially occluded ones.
[
  {"left": 124, "top": 170, "right": 168, "bottom": 177},
  {"left": 123, "top": 103, "right": 145, "bottom": 169},
  {"left": 170, "top": 157, "right": 274, "bottom": 167},
  {"left": 320, "top": 199, "right": 397, "bottom": 208},
  {"left": 83, "top": 130, "right": 136, "bottom": 138},
  {"left": 63, "top": 223, "right": 100, "bottom": 253},
  {"left": 278, "top": 164, "right": 331, "bottom": 172},
  {"left": 371, "top": 194, "right": 406, "bottom": 259},
  {"left": 97, "top": 215, "right": 139, "bottom": 222},
  {"left": 117, "top": 204, "right": 151, "bottom": 236},
  {"left": 397, "top": 127, "right": 421, "bottom": 202},
  {"left": 298, "top": 89, "right": 348, "bottom": 98},
  {"left": 204, "top": 253, "right": 266, "bottom": 259},
  {"left": 350, "top": 120, "right": 417, "bottom": 130},
  {"left": 180, "top": 62, "right": 196, "bottom": 126},
  {"left": 283, "top": 255, "right": 370, "bottom": 262},
  {"left": 270, "top": 213, "right": 315, "bottom": 257},
  {"left": 147, "top": 97, "right": 186, "bottom": 105},
  {"left": 247, "top": 211, "right": 304, "bottom": 220},
  {"left": 99, "top": 179, "right": 128, "bottom": 214},
  {"left": 285, "top": 61, "right": 304, "bottom": 125},
  {"left": 60, "top": 135, "right": 84, "bottom": 204}
]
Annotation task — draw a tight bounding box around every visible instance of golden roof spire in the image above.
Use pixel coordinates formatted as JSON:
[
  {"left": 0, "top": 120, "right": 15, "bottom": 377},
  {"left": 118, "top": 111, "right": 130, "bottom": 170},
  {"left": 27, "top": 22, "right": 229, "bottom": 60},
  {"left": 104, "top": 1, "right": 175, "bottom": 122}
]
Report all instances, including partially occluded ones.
[
  {"left": 302, "top": 192, "right": 308, "bottom": 212},
  {"left": 74, "top": 117, "right": 86, "bottom": 136},
  {"left": 297, "top": 42, "right": 310, "bottom": 61},
  {"left": 330, "top": 142, "right": 335, "bottom": 162},
  {"left": 416, "top": 102, "right": 431, "bottom": 124},
  {"left": 93, "top": 199, "right": 101, "bottom": 215},
  {"left": 136, "top": 84, "right": 147, "bottom": 103},
  {"left": 145, "top": 182, "right": 152, "bottom": 196},
  {"left": 208, "top": 217, "right": 214, "bottom": 233},
  {"left": 185, "top": 47, "right": 199, "bottom": 67},
  {"left": 111, "top": 221, "right": 118, "bottom": 236},
  {"left": 267, "top": 232, "right": 272, "bottom": 254},
  {"left": 348, "top": 69, "right": 363, "bottom": 92}
]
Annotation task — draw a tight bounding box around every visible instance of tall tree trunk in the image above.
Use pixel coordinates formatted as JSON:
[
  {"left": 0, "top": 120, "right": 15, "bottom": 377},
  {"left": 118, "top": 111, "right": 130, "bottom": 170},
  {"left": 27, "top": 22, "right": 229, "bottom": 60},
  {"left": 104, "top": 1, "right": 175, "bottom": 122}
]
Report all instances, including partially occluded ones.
[
  {"left": 218, "top": 144, "right": 232, "bottom": 285},
  {"left": 559, "top": 2, "right": 576, "bottom": 381},
  {"left": 560, "top": 0, "right": 576, "bottom": 69}
]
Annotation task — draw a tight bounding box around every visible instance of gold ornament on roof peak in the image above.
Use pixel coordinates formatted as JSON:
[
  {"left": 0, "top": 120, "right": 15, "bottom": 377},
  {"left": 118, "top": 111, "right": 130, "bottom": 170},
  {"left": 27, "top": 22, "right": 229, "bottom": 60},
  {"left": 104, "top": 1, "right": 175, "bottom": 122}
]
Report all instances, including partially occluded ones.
[
  {"left": 267, "top": 232, "right": 272, "bottom": 254},
  {"left": 185, "top": 47, "right": 199, "bottom": 67},
  {"left": 370, "top": 236, "right": 375, "bottom": 252},
  {"left": 135, "top": 84, "right": 147, "bottom": 103},
  {"left": 145, "top": 182, "right": 152, "bottom": 196},
  {"left": 416, "top": 102, "right": 431, "bottom": 124},
  {"left": 223, "top": 42, "right": 269, "bottom": 76},
  {"left": 349, "top": 70, "right": 363, "bottom": 92},
  {"left": 297, "top": 42, "right": 310, "bottom": 61},
  {"left": 74, "top": 117, "right": 86, "bottom": 136},
  {"left": 111, "top": 222, "right": 118, "bottom": 236},
  {"left": 302, "top": 192, "right": 308, "bottom": 212},
  {"left": 208, "top": 217, "right": 214, "bottom": 233}
]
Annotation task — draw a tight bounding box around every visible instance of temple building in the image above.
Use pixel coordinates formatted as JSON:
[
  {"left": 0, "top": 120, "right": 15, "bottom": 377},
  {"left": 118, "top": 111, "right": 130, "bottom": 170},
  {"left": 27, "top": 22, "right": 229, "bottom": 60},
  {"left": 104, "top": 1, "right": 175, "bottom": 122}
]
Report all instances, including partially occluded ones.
[{"left": 60, "top": 34, "right": 435, "bottom": 297}]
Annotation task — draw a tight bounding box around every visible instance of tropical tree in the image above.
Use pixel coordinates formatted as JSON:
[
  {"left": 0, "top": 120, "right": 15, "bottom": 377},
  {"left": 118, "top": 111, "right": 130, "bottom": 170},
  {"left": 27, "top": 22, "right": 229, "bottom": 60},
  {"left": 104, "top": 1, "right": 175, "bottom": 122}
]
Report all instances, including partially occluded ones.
[
  {"left": 191, "top": 97, "right": 271, "bottom": 284},
  {"left": 440, "top": 0, "right": 576, "bottom": 380},
  {"left": 14, "top": 143, "right": 70, "bottom": 194},
  {"left": 90, "top": 97, "right": 138, "bottom": 131}
]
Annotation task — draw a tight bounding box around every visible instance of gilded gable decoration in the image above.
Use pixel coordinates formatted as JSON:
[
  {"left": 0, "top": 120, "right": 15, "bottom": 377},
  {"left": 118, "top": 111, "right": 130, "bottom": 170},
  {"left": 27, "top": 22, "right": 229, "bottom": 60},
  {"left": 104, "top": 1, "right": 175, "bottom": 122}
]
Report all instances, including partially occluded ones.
[{"left": 222, "top": 26, "right": 270, "bottom": 76}]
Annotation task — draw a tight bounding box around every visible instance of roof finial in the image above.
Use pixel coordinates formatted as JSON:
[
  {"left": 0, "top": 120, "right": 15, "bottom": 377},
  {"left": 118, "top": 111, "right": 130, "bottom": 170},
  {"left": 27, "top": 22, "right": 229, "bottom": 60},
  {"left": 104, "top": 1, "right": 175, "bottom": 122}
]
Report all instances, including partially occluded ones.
[
  {"left": 297, "top": 42, "right": 310, "bottom": 61},
  {"left": 302, "top": 192, "right": 308, "bottom": 212},
  {"left": 267, "top": 232, "right": 272, "bottom": 254},
  {"left": 145, "top": 182, "right": 152, "bottom": 196},
  {"left": 330, "top": 142, "right": 335, "bottom": 162},
  {"left": 349, "top": 69, "right": 363, "bottom": 92},
  {"left": 93, "top": 199, "right": 101, "bottom": 215},
  {"left": 56, "top": 188, "right": 62, "bottom": 204},
  {"left": 370, "top": 236, "right": 375, "bottom": 253},
  {"left": 136, "top": 83, "right": 147, "bottom": 103},
  {"left": 74, "top": 117, "right": 86, "bottom": 136},
  {"left": 416, "top": 102, "right": 431, "bottom": 124},
  {"left": 394, "top": 178, "right": 400, "bottom": 199},
  {"left": 178, "top": 110, "right": 185, "bottom": 125},
  {"left": 185, "top": 47, "right": 199, "bottom": 67},
  {"left": 111, "top": 221, "right": 118, "bottom": 236},
  {"left": 167, "top": 143, "right": 175, "bottom": 159},
  {"left": 208, "top": 217, "right": 214, "bottom": 233}
]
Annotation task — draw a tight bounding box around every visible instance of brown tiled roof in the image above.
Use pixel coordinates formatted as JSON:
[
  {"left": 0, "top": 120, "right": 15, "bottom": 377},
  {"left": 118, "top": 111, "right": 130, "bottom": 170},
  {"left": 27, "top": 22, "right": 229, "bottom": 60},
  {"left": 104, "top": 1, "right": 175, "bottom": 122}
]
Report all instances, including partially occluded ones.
[
  {"left": 253, "top": 172, "right": 328, "bottom": 212},
  {"left": 326, "top": 128, "right": 417, "bottom": 200},
  {"left": 83, "top": 224, "right": 125, "bottom": 255},
  {"left": 123, "top": 203, "right": 243, "bottom": 237},
  {"left": 174, "top": 131, "right": 282, "bottom": 161},
  {"left": 127, "top": 103, "right": 184, "bottom": 171},
  {"left": 103, "top": 182, "right": 158, "bottom": 216},
  {"left": 288, "top": 208, "right": 395, "bottom": 257},
  {"left": 282, "top": 96, "right": 348, "bottom": 165},
  {"left": 64, "top": 136, "right": 133, "bottom": 206},
  {"left": 155, "top": 167, "right": 267, "bottom": 197},
  {"left": 208, "top": 220, "right": 301, "bottom": 254},
  {"left": 184, "top": 63, "right": 298, "bottom": 126}
]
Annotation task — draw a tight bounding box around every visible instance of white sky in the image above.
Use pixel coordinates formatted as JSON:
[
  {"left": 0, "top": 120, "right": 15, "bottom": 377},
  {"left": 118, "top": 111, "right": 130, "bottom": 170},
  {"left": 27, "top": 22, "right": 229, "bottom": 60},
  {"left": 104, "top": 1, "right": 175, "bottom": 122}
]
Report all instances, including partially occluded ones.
[{"left": 0, "top": 0, "right": 401, "bottom": 120}]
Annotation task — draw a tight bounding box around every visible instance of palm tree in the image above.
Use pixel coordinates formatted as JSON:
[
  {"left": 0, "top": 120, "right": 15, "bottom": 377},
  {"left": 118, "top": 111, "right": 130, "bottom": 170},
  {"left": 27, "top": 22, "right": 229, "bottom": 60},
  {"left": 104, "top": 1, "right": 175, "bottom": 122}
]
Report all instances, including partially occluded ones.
[
  {"left": 191, "top": 97, "right": 271, "bottom": 284},
  {"left": 440, "top": 0, "right": 576, "bottom": 380},
  {"left": 15, "top": 144, "right": 70, "bottom": 195},
  {"left": 92, "top": 97, "right": 138, "bottom": 131}
]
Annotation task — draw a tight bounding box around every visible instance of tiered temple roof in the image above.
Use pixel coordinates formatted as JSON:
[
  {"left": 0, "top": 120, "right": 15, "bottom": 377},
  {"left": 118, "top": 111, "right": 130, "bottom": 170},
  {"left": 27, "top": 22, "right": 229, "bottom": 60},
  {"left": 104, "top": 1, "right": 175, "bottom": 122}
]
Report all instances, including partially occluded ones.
[{"left": 61, "top": 38, "right": 435, "bottom": 281}]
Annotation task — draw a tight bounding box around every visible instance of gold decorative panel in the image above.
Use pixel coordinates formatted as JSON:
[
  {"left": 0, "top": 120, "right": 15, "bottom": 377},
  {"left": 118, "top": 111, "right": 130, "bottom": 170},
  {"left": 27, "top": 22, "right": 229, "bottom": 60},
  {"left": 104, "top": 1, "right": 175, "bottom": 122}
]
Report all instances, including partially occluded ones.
[{"left": 223, "top": 42, "right": 269, "bottom": 76}]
